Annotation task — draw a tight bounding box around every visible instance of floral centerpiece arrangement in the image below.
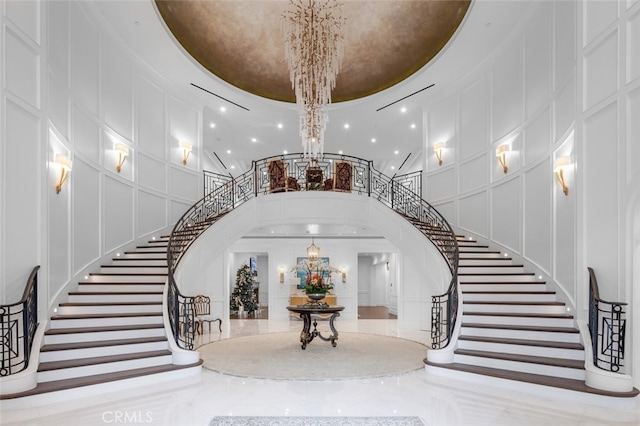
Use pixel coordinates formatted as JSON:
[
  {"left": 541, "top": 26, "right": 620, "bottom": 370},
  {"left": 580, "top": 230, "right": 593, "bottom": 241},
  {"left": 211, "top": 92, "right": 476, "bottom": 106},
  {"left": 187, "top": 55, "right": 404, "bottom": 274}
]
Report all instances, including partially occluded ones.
[{"left": 291, "top": 259, "right": 338, "bottom": 296}]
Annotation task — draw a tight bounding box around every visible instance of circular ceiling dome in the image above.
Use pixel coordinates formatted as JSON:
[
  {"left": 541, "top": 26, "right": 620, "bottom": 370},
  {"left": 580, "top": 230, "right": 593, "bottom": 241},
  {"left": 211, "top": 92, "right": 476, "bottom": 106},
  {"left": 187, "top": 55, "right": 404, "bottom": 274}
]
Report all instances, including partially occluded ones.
[{"left": 156, "top": 0, "right": 471, "bottom": 103}]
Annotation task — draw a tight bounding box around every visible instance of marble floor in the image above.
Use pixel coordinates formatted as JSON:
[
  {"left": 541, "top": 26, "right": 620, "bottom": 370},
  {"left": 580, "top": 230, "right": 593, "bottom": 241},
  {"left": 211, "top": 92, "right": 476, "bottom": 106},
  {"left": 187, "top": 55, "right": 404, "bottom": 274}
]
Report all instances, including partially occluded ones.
[{"left": 1, "top": 319, "right": 639, "bottom": 426}]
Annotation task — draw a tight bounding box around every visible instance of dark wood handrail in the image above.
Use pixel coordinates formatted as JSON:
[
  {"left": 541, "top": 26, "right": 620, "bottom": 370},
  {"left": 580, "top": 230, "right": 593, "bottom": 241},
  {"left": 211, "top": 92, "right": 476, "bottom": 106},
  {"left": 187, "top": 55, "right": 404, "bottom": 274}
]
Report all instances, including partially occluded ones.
[{"left": 0, "top": 265, "right": 40, "bottom": 376}]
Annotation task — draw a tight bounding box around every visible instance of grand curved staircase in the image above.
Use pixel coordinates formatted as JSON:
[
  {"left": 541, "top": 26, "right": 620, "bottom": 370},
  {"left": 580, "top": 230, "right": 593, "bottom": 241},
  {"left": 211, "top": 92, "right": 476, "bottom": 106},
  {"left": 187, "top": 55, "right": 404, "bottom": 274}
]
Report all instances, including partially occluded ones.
[
  {"left": 1, "top": 237, "right": 201, "bottom": 401},
  {"left": 1, "top": 152, "right": 635, "bottom": 404}
]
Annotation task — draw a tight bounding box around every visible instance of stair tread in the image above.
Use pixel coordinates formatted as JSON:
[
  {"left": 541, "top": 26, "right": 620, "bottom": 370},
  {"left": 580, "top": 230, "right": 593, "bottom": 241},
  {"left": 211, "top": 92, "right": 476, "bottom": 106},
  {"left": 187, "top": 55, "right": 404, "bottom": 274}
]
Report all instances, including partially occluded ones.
[
  {"left": 458, "top": 335, "right": 584, "bottom": 350},
  {"left": 38, "top": 350, "right": 172, "bottom": 371},
  {"left": 459, "top": 272, "right": 535, "bottom": 276},
  {"left": 424, "top": 361, "right": 639, "bottom": 397},
  {"left": 463, "top": 301, "right": 565, "bottom": 306},
  {"left": 454, "top": 348, "right": 584, "bottom": 369},
  {"left": 59, "top": 302, "right": 162, "bottom": 306},
  {"left": 79, "top": 282, "right": 166, "bottom": 285},
  {"left": 69, "top": 291, "right": 164, "bottom": 295},
  {"left": 41, "top": 336, "right": 167, "bottom": 352},
  {"left": 462, "top": 291, "right": 555, "bottom": 294},
  {"left": 461, "top": 322, "right": 579, "bottom": 333},
  {"left": 459, "top": 264, "right": 524, "bottom": 267},
  {"left": 45, "top": 323, "right": 164, "bottom": 335},
  {"left": 89, "top": 272, "right": 168, "bottom": 276},
  {"left": 1, "top": 361, "right": 203, "bottom": 399},
  {"left": 460, "top": 281, "right": 546, "bottom": 284},
  {"left": 51, "top": 312, "right": 162, "bottom": 320},
  {"left": 464, "top": 311, "right": 573, "bottom": 318}
]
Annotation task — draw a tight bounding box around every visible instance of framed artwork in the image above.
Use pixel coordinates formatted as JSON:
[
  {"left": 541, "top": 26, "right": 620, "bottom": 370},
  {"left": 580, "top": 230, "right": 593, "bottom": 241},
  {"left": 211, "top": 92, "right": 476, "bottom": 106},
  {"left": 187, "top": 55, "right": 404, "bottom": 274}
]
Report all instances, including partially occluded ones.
[{"left": 296, "top": 257, "right": 330, "bottom": 289}]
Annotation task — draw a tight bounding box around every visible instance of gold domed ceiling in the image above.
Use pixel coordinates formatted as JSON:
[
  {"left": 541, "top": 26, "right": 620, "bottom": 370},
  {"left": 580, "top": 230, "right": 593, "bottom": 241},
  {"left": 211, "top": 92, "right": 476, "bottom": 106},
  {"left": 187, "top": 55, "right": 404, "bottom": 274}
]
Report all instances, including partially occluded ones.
[{"left": 155, "top": 0, "right": 471, "bottom": 103}]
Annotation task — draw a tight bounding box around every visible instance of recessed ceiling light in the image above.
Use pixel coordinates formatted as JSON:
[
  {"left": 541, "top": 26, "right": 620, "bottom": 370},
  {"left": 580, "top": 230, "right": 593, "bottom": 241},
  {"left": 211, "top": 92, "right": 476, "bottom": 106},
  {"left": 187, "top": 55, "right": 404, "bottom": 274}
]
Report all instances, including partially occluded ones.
[
  {"left": 344, "top": 123, "right": 350, "bottom": 129},
  {"left": 338, "top": 150, "right": 343, "bottom": 154},
  {"left": 283, "top": 150, "right": 288, "bottom": 154},
  {"left": 226, "top": 149, "right": 231, "bottom": 154},
  {"left": 401, "top": 107, "right": 407, "bottom": 113},
  {"left": 410, "top": 123, "right": 416, "bottom": 129},
  {"left": 394, "top": 150, "right": 399, "bottom": 155},
  {"left": 251, "top": 138, "right": 257, "bottom": 143},
  {"left": 230, "top": 165, "right": 235, "bottom": 169},
  {"left": 220, "top": 106, "right": 226, "bottom": 112},
  {"left": 391, "top": 166, "right": 395, "bottom": 170},
  {"left": 277, "top": 123, "right": 283, "bottom": 129},
  {"left": 210, "top": 123, "right": 216, "bottom": 128},
  {"left": 371, "top": 138, "right": 376, "bottom": 143}
]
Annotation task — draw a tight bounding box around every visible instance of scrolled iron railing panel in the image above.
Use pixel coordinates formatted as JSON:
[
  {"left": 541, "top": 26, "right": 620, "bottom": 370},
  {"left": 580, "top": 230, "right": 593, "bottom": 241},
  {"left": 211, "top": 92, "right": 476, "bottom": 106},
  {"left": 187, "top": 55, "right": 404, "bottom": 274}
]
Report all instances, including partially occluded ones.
[
  {"left": 0, "top": 265, "right": 39, "bottom": 376},
  {"left": 169, "top": 152, "right": 458, "bottom": 350},
  {"left": 588, "top": 267, "right": 627, "bottom": 373}
]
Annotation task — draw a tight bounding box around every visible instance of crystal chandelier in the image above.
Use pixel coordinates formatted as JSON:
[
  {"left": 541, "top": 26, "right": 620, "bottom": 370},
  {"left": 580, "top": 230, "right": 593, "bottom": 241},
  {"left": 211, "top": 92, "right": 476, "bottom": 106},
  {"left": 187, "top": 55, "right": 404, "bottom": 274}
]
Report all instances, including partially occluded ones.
[{"left": 282, "top": 0, "right": 345, "bottom": 159}]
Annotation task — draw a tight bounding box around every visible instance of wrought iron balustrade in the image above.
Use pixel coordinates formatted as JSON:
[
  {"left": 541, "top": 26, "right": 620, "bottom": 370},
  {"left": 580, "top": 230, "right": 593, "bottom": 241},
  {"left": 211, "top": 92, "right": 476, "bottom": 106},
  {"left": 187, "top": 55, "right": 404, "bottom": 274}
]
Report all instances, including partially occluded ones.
[
  {"left": 1, "top": 266, "right": 39, "bottom": 376},
  {"left": 588, "top": 267, "right": 627, "bottom": 373},
  {"left": 168, "top": 153, "right": 457, "bottom": 350}
]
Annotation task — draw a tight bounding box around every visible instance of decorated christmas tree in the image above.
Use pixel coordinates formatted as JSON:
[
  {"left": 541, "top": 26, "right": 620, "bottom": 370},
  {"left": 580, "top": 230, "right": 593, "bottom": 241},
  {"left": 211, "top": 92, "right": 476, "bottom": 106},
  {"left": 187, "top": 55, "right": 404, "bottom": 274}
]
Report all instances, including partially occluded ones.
[{"left": 230, "top": 263, "right": 258, "bottom": 315}]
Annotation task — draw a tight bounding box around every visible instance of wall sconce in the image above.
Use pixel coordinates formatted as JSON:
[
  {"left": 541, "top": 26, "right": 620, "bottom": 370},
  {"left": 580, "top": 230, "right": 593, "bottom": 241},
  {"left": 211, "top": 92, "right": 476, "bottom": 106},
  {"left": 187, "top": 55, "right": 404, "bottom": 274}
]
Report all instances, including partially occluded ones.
[
  {"left": 114, "top": 143, "right": 129, "bottom": 173},
  {"left": 554, "top": 156, "right": 571, "bottom": 196},
  {"left": 340, "top": 267, "right": 347, "bottom": 283},
  {"left": 495, "top": 145, "right": 510, "bottom": 174},
  {"left": 180, "top": 141, "right": 192, "bottom": 166},
  {"left": 279, "top": 266, "right": 285, "bottom": 284},
  {"left": 54, "top": 154, "right": 72, "bottom": 194},
  {"left": 433, "top": 142, "right": 445, "bottom": 166}
]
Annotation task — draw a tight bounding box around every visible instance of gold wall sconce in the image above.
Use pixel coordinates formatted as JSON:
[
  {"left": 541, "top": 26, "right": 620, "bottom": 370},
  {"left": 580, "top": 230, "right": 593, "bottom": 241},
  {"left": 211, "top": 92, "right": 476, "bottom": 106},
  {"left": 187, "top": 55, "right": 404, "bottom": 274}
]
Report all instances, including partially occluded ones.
[
  {"left": 54, "top": 154, "right": 72, "bottom": 194},
  {"left": 433, "top": 142, "right": 445, "bottom": 166},
  {"left": 554, "top": 156, "right": 571, "bottom": 196},
  {"left": 340, "top": 267, "right": 347, "bottom": 283},
  {"left": 180, "top": 142, "right": 192, "bottom": 165},
  {"left": 279, "top": 266, "right": 285, "bottom": 283},
  {"left": 495, "top": 145, "right": 510, "bottom": 174},
  {"left": 114, "top": 143, "right": 129, "bottom": 173}
]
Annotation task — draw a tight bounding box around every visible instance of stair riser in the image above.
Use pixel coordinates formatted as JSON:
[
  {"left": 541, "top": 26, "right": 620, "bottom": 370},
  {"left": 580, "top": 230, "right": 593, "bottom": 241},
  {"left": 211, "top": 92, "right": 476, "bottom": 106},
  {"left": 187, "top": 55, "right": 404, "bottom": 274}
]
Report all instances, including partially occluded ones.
[
  {"left": 111, "top": 259, "right": 168, "bottom": 266},
  {"left": 459, "top": 252, "right": 504, "bottom": 259},
  {"left": 44, "top": 328, "right": 166, "bottom": 345},
  {"left": 57, "top": 305, "right": 162, "bottom": 315},
  {"left": 462, "top": 293, "right": 556, "bottom": 302},
  {"left": 84, "top": 275, "right": 166, "bottom": 283},
  {"left": 99, "top": 267, "right": 168, "bottom": 274},
  {"left": 39, "top": 341, "right": 169, "bottom": 362},
  {"left": 459, "top": 266, "right": 525, "bottom": 274},
  {"left": 78, "top": 284, "right": 165, "bottom": 292},
  {"left": 37, "top": 355, "right": 173, "bottom": 382},
  {"left": 132, "top": 247, "right": 167, "bottom": 253},
  {"left": 456, "top": 340, "right": 585, "bottom": 361},
  {"left": 462, "top": 315, "right": 574, "bottom": 328},
  {"left": 68, "top": 294, "right": 164, "bottom": 303},
  {"left": 459, "top": 259, "right": 515, "bottom": 266},
  {"left": 453, "top": 354, "right": 586, "bottom": 380},
  {"left": 462, "top": 304, "right": 567, "bottom": 315},
  {"left": 460, "top": 283, "right": 546, "bottom": 292},
  {"left": 458, "top": 275, "right": 538, "bottom": 282},
  {"left": 49, "top": 316, "right": 163, "bottom": 329},
  {"left": 121, "top": 253, "right": 167, "bottom": 259},
  {"left": 460, "top": 326, "right": 581, "bottom": 343}
]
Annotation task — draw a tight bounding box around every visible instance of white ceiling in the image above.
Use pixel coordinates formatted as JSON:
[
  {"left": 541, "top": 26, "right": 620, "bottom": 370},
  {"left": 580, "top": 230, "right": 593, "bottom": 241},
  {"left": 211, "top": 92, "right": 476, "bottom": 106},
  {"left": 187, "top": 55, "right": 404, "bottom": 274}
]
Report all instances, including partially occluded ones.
[
  {"left": 91, "top": 0, "right": 532, "bottom": 175},
  {"left": 88, "top": 0, "right": 532, "bottom": 238}
]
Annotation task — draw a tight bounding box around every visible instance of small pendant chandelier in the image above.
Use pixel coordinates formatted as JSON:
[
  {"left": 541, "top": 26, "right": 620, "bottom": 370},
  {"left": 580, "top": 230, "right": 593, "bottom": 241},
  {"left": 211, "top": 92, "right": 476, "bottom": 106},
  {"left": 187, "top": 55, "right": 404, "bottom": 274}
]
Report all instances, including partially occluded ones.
[{"left": 307, "top": 237, "right": 320, "bottom": 261}]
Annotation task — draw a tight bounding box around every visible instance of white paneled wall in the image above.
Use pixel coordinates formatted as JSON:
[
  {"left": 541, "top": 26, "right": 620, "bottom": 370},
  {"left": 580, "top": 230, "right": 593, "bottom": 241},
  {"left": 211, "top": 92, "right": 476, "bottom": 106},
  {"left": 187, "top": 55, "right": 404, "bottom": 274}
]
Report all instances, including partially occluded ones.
[
  {"left": 0, "top": 0, "right": 202, "bottom": 310},
  {"left": 423, "top": 0, "right": 640, "bottom": 385}
]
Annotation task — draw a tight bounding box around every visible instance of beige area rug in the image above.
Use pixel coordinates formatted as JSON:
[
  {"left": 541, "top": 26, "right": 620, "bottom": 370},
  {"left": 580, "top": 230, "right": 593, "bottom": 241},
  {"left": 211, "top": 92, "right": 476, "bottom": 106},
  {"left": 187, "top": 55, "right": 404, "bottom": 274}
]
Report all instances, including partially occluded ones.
[{"left": 200, "top": 332, "right": 427, "bottom": 380}]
